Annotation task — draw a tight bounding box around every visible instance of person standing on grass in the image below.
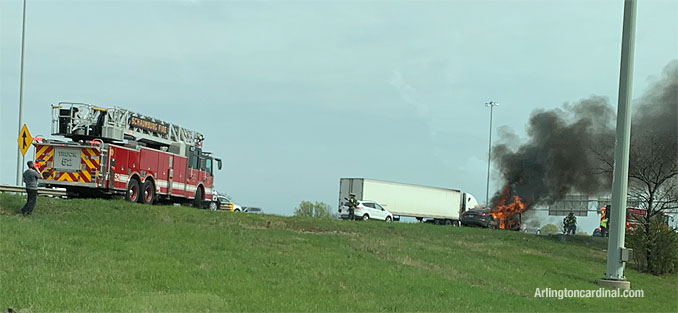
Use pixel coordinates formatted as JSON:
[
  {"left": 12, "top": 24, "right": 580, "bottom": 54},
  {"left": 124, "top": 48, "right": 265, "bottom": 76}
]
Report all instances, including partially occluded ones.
[
  {"left": 21, "top": 161, "right": 42, "bottom": 216},
  {"left": 563, "top": 212, "right": 577, "bottom": 235},
  {"left": 346, "top": 193, "right": 359, "bottom": 220}
]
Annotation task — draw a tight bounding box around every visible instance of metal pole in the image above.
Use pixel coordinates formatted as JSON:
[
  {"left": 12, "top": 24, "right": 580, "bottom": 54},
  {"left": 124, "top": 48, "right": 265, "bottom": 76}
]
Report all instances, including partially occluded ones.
[
  {"left": 15, "top": 0, "right": 28, "bottom": 186},
  {"left": 604, "top": 0, "right": 636, "bottom": 283},
  {"left": 485, "top": 101, "right": 499, "bottom": 207}
]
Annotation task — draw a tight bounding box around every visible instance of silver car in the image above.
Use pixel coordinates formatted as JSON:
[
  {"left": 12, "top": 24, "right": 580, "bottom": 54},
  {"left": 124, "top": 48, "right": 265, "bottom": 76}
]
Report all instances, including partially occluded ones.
[{"left": 243, "top": 207, "right": 263, "bottom": 214}]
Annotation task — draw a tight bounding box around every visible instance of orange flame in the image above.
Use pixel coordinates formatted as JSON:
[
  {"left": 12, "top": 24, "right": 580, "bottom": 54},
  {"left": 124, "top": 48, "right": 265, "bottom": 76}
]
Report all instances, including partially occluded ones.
[{"left": 489, "top": 185, "right": 527, "bottom": 229}]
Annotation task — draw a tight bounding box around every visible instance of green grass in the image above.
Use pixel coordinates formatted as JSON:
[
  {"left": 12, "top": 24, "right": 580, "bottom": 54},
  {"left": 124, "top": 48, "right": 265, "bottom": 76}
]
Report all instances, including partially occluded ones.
[{"left": 1, "top": 193, "right": 676, "bottom": 312}]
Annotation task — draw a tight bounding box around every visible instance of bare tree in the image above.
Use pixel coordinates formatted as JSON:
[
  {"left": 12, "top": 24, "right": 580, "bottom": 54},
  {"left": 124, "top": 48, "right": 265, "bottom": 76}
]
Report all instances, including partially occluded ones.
[
  {"left": 595, "top": 131, "right": 677, "bottom": 220},
  {"left": 627, "top": 133, "right": 678, "bottom": 222},
  {"left": 597, "top": 130, "right": 678, "bottom": 272}
]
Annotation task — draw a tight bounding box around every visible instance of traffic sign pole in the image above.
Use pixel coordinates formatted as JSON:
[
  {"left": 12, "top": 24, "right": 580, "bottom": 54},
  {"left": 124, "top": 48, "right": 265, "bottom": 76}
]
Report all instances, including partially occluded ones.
[{"left": 15, "top": 0, "right": 28, "bottom": 186}]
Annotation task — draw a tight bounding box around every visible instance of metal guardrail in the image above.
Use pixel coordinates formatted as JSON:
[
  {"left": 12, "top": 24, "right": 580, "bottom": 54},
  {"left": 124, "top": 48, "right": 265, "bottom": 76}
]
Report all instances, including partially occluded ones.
[{"left": 0, "top": 184, "right": 67, "bottom": 197}]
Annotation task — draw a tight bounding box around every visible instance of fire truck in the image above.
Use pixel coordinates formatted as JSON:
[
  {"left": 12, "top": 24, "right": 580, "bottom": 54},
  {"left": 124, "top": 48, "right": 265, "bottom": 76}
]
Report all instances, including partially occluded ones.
[{"left": 32, "top": 102, "right": 222, "bottom": 208}]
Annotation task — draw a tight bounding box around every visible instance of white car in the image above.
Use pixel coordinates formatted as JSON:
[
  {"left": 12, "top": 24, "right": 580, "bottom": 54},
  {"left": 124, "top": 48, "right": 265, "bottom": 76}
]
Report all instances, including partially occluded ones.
[
  {"left": 339, "top": 200, "right": 394, "bottom": 222},
  {"left": 212, "top": 193, "right": 242, "bottom": 212}
]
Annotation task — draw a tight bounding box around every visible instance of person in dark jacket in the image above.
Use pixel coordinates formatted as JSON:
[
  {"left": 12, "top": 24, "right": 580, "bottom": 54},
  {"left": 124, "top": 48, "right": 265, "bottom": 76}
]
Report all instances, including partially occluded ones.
[
  {"left": 346, "top": 193, "right": 359, "bottom": 220},
  {"left": 563, "top": 212, "right": 577, "bottom": 235},
  {"left": 21, "top": 161, "right": 42, "bottom": 216}
]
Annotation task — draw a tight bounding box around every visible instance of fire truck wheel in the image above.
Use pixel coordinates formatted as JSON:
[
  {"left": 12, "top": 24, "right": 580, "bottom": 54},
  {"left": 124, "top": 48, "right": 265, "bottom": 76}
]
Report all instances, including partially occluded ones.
[
  {"left": 193, "top": 187, "right": 204, "bottom": 209},
  {"left": 126, "top": 180, "right": 140, "bottom": 203},
  {"left": 141, "top": 181, "right": 155, "bottom": 204}
]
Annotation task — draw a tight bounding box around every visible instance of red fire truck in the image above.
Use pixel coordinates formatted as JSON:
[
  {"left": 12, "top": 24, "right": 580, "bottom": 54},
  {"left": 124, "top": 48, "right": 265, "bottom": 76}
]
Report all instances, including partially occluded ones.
[{"left": 32, "top": 102, "right": 222, "bottom": 208}]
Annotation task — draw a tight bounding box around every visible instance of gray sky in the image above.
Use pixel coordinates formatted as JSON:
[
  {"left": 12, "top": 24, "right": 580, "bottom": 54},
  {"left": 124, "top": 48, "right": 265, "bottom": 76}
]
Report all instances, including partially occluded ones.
[{"left": 1, "top": 0, "right": 677, "bottom": 231}]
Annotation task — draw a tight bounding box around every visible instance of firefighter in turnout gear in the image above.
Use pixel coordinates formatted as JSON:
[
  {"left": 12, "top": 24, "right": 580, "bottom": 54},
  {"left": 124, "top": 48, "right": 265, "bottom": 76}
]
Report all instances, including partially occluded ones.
[
  {"left": 346, "top": 193, "right": 359, "bottom": 220},
  {"left": 563, "top": 212, "right": 577, "bottom": 235}
]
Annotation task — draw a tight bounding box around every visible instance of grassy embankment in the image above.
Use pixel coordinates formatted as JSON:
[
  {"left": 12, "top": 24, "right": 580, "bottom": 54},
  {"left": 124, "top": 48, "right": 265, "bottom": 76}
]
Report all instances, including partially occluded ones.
[{"left": 1, "top": 193, "right": 676, "bottom": 312}]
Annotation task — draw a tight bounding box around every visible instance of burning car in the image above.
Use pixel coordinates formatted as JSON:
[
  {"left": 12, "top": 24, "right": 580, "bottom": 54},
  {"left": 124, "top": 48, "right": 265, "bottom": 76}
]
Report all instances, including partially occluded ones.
[
  {"left": 461, "top": 209, "right": 499, "bottom": 228},
  {"left": 488, "top": 184, "right": 527, "bottom": 231}
]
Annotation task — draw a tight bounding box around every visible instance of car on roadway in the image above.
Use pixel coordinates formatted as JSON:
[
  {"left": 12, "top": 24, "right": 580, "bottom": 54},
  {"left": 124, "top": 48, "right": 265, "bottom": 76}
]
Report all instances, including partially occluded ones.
[
  {"left": 338, "top": 200, "right": 394, "bottom": 222},
  {"left": 592, "top": 227, "right": 604, "bottom": 237},
  {"left": 213, "top": 193, "right": 242, "bottom": 212},
  {"left": 243, "top": 207, "right": 264, "bottom": 214},
  {"left": 461, "top": 209, "right": 498, "bottom": 229}
]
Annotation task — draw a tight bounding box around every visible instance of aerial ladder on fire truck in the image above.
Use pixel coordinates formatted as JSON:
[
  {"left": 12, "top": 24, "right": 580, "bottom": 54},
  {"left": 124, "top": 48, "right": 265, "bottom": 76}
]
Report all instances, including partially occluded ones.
[{"left": 51, "top": 102, "right": 204, "bottom": 157}]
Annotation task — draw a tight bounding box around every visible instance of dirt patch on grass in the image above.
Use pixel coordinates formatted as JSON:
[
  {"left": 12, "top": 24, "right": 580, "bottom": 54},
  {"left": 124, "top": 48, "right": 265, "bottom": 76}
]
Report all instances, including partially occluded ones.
[
  {"left": 237, "top": 220, "right": 358, "bottom": 236},
  {"left": 292, "top": 229, "right": 358, "bottom": 236}
]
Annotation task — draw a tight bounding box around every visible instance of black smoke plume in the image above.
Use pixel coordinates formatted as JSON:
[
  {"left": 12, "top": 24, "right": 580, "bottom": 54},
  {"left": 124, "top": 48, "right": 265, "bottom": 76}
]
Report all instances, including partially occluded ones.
[{"left": 491, "top": 60, "right": 677, "bottom": 209}]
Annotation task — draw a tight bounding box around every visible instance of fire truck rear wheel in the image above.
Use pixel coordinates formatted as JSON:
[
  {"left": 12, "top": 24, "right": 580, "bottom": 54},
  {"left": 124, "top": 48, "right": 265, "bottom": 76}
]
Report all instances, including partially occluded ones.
[
  {"left": 193, "top": 187, "right": 204, "bottom": 209},
  {"left": 141, "top": 181, "right": 155, "bottom": 205},
  {"left": 126, "top": 180, "right": 140, "bottom": 203}
]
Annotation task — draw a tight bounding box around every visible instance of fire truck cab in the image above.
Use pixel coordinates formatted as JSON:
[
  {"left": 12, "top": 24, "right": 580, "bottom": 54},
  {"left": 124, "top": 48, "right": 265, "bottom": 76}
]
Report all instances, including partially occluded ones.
[{"left": 33, "top": 102, "right": 221, "bottom": 208}]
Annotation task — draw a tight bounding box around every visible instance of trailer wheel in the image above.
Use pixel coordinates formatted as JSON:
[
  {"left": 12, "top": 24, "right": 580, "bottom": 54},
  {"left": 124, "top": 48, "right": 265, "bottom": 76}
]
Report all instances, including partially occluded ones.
[
  {"left": 141, "top": 180, "right": 155, "bottom": 204},
  {"left": 193, "top": 187, "right": 204, "bottom": 209},
  {"left": 126, "top": 180, "right": 140, "bottom": 203},
  {"left": 444, "top": 219, "right": 452, "bottom": 225}
]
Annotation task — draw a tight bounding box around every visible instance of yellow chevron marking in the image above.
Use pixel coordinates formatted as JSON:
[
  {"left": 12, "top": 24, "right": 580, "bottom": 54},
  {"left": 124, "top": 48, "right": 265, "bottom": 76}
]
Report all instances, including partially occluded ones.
[
  {"left": 44, "top": 149, "right": 54, "bottom": 162},
  {"left": 81, "top": 170, "right": 91, "bottom": 181},
  {"left": 36, "top": 145, "right": 50, "bottom": 157},
  {"left": 57, "top": 173, "right": 71, "bottom": 181},
  {"left": 84, "top": 158, "right": 96, "bottom": 170}
]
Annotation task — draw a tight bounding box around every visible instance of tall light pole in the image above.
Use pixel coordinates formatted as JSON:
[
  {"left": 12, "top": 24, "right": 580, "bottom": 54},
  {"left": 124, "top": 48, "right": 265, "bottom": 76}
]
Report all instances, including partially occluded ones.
[
  {"left": 599, "top": 0, "right": 636, "bottom": 291},
  {"left": 15, "top": 0, "right": 28, "bottom": 185},
  {"left": 484, "top": 101, "right": 499, "bottom": 207}
]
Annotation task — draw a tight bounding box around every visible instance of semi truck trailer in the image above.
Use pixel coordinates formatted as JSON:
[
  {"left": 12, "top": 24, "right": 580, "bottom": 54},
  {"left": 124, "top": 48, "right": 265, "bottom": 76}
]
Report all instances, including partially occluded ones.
[{"left": 338, "top": 178, "right": 479, "bottom": 225}]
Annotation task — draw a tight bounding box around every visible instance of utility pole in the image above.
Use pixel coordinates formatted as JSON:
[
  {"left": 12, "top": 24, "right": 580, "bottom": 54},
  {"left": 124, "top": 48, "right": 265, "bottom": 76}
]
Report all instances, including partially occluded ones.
[
  {"left": 16, "top": 0, "right": 28, "bottom": 186},
  {"left": 598, "top": 0, "right": 637, "bottom": 291},
  {"left": 484, "top": 101, "right": 499, "bottom": 207}
]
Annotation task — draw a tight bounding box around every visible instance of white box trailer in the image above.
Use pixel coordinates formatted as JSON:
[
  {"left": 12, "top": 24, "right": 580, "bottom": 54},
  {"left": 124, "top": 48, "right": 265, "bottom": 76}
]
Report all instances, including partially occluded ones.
[{"left": 338, "top": 178, "right": 479, "bottom": 224}]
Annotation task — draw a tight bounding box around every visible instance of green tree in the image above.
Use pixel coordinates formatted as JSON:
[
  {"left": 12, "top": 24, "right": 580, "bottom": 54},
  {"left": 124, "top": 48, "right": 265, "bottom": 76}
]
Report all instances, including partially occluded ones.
[
  {"left": 626, "top": 216, "right": 678, "bottom": 275},
  {"left": 542, "top": 224, "right": 559, "bottom": 235},
  {"left": 294, "top": 201, "right": 334, "bottom": 219}
]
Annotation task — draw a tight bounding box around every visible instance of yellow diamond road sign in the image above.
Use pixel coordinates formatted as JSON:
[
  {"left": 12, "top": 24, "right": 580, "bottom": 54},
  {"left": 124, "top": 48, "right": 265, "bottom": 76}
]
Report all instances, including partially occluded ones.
[{"left": 17, "top": 124, "right": 32, "bottom": 157}]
